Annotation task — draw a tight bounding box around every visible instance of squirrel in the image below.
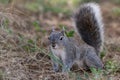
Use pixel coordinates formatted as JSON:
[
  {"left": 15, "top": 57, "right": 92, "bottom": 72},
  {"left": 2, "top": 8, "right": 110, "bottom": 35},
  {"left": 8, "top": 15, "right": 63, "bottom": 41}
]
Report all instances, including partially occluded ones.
[{"left": 48, "top": 2, "right": 104, "bottom": 72}]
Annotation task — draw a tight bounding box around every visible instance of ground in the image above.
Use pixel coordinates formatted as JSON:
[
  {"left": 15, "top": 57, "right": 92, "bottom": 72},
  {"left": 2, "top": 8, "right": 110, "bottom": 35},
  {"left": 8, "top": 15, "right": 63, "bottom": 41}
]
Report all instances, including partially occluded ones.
[{"left": 0, "top": 0, "right": 120, "bottom": 80}]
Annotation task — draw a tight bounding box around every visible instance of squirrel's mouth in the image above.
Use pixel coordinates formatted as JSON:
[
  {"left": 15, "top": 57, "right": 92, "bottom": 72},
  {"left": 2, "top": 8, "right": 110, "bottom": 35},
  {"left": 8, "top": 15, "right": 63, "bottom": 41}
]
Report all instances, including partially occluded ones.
[{"left": 52, "top": 44, "right": 56, "bottom": 49}]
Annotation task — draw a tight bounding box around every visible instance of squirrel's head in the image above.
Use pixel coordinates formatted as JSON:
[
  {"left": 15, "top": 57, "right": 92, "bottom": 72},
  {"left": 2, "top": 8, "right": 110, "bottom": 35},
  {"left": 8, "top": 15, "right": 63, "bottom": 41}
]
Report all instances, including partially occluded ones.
[{"left": 48, "top": 28, "right": 66, "bottom": 49}]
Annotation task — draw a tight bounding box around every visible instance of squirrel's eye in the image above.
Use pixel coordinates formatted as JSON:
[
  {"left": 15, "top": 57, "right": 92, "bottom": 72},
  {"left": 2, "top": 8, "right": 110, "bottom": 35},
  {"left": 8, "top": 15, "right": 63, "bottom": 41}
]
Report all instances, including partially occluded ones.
[{"left": 60, "top": 36, "right": 63, "bottom": 40}]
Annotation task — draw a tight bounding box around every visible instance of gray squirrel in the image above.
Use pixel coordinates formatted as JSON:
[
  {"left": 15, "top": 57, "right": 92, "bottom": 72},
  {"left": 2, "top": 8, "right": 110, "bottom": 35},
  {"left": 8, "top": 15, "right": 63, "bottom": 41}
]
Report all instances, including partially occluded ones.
[{"left": 48, "top": 3, "right": 104, "bottom": 72}]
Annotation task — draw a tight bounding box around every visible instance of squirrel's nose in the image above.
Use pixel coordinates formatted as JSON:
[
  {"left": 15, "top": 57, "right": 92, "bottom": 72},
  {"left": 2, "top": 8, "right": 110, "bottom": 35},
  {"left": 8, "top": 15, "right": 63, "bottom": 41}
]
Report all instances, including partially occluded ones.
[{"left": 52, "top": 44, "right": 55, "bottom": 48}]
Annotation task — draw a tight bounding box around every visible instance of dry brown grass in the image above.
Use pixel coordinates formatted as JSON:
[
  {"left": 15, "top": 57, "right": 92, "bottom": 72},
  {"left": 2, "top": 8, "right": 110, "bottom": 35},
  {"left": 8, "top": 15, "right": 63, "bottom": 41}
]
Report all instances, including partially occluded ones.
[{"left": 0, "top": 1, "right": 120, "bottom": 80}]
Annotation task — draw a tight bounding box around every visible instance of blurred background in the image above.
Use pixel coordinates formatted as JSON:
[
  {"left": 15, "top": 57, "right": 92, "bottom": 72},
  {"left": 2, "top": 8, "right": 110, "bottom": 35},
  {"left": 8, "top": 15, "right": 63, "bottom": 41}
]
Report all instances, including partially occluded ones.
[{"left": 0, "top": 0, "right": 120, "bottom": 80}]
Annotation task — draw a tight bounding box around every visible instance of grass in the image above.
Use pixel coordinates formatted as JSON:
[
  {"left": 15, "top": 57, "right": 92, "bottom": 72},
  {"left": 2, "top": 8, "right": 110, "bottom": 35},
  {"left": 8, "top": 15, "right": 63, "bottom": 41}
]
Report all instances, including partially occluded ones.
[
  {"left": 25, "top": 0, "right": 72, "bottom": 16},
  {"left": 111, "top": 0, "right": 120, "bottom": 4},
  {"left": 25, "top": 0, "right": 100, "bottom": 16},
  {"left": 105, "top": 60, "right": 120, "bottom": 74},
  {"left": 0, "top": 70, "right": 3, "bottom": 80},
  {"left": 0, "top": 0, "right": 10, "bottom": 4},
  {"left": 112, "top": 7, "right": 120, "bottom": 17},
  {"left": 100, "top": 47, "right": 107, "bottom": 59},
  {"left": 1, "top": 18, "right": 13, "bottom": 34},
  {"left": 0, "top": 0, "right": 120, "bottom": 80}
]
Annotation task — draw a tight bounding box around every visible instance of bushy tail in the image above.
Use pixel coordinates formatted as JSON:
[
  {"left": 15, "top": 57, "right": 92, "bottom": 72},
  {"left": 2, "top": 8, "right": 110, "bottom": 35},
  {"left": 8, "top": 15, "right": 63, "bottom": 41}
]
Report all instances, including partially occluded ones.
[{"left": 74, "top": 3, "right": 104, "bottom": 55}]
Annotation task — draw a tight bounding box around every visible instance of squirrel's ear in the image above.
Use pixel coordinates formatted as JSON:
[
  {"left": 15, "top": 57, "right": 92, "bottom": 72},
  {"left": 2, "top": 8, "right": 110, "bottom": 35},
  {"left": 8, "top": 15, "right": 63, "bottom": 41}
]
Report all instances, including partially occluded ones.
[{"left": 61, "top": 27, "right": 65, "bottom": 36}]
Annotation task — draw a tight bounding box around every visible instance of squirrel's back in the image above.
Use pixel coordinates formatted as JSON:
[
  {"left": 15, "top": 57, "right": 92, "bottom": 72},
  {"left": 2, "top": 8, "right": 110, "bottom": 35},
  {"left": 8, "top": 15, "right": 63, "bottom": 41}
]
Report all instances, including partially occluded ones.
[{"left": 74, "top": 3, "right": 104, "bottom": 55}]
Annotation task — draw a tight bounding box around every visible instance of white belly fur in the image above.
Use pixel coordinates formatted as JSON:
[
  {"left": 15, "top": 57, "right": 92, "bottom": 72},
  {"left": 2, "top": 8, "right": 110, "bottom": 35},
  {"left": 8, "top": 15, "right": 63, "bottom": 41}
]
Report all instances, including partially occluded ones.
[{"left": 50, "top": 46, "right": 66, "bottom": 61}]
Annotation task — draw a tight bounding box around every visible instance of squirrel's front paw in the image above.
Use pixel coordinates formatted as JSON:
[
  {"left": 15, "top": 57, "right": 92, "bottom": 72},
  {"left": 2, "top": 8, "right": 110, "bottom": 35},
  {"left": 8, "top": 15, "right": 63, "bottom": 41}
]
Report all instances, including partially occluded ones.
[
  {"left": 52, "top": 63, "right": 59, "bottom": 72},
  {"left": 53, "top": 67, "right": 59, "bottom": 72}
]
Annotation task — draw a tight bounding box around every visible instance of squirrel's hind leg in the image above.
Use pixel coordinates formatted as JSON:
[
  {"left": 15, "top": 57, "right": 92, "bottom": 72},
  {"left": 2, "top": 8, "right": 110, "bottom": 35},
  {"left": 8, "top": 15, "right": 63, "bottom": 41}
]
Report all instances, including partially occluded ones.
[
  {"left": 84, "top": 50, "right": 103, "bottom": 69},
  {"left": 62, "top": 59, "right": 74, "bottom": 72}
]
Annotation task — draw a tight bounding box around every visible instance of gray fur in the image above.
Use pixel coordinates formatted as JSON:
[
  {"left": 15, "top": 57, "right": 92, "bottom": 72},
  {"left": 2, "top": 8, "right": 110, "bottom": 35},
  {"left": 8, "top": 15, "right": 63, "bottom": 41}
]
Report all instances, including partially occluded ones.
[{"left": 48, "top": 3, "right": 104, "bottom": 72}]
